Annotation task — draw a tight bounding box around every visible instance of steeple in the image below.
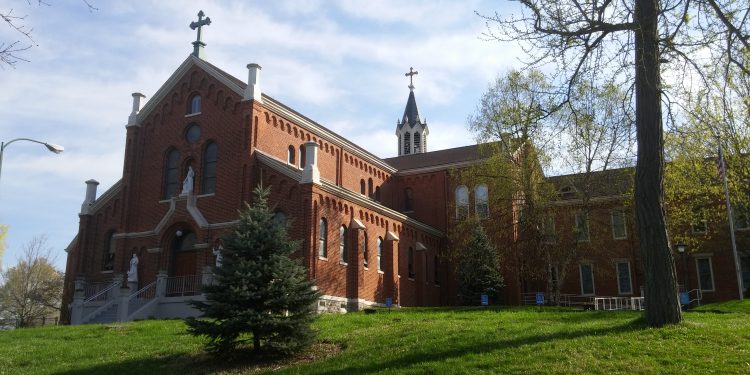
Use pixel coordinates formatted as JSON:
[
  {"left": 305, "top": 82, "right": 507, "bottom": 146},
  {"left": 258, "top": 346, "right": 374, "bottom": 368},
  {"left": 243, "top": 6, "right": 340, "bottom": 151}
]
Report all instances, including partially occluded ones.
[{"left": 396, "top": 67, "right": 429, "bottom": 156}]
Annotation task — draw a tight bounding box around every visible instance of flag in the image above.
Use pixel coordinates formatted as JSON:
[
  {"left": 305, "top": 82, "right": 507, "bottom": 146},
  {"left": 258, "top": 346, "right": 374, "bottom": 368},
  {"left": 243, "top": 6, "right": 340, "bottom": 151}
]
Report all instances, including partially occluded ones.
[{"left": 717, "top": 145, "right": 726, "bottom": 180}]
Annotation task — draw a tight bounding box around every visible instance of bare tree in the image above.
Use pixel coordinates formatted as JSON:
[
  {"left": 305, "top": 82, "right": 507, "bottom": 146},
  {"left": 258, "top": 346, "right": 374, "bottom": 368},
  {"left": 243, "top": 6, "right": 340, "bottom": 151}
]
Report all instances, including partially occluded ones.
[
  {"left": 1, "top": 1, "right": 97, "bottom": 68},
  {"left": 0, "top": 236, "right": 63, "bottom": 327},
  {"left": 480, "top": 0, "right": 750, "bottom": 327}
]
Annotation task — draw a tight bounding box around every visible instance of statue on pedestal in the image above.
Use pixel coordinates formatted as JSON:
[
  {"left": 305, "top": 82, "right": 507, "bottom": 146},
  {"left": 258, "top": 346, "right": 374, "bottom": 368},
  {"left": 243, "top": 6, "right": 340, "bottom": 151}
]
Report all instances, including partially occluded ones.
[
  {"left": 127, "top": 254, "right": 139, "bottom": 282},
  {"left": 181, "top": 166, "right": 194, "bottom": 196}
]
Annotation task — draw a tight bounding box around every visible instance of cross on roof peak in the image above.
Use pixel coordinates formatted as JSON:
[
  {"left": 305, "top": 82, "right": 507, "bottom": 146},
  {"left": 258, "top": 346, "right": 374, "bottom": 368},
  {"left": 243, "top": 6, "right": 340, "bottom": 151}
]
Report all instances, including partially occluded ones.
[
  {"left": 190, "top": 10, "right": 212, "bottom": 59},
  {"left": 405, "top": 67, "right": 418, "bottom": 90}
]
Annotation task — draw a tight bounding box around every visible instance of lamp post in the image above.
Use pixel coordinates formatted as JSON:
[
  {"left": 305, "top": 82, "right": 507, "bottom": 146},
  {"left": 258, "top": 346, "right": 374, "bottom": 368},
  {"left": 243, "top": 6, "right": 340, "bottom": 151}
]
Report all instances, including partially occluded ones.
[
  {"left": 676, "top": 243, "right": 689, "bottom": 291},
  {"left": 0, "top": 138, "right": 64, "bottom": 189}
]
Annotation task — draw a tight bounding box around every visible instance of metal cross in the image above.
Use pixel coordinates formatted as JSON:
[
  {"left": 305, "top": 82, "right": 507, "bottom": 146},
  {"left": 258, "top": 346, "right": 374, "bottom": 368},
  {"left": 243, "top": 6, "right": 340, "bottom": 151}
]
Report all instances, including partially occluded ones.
[
  {"left": 405, "top": 67, "right": 418, "bottom": 90},
  {"left": 190, "top": 10, "right": 212, "bottom": 44}
]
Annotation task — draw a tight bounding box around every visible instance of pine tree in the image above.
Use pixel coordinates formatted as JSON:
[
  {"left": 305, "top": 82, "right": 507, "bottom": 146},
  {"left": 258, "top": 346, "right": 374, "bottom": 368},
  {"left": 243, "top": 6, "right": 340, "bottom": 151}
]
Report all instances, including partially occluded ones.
[
  {"left": 186, "top": 186, "right": 319, "bottom": 355},
  {"left": 457, "top": 224, "right": 505, "bottom": 305}
]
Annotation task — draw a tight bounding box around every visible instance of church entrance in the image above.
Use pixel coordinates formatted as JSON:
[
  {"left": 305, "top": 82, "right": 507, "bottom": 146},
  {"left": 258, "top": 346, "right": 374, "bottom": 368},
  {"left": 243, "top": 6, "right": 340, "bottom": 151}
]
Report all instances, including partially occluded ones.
[{"left": 168, "top": 230, "right": 200, "bottom": 296}]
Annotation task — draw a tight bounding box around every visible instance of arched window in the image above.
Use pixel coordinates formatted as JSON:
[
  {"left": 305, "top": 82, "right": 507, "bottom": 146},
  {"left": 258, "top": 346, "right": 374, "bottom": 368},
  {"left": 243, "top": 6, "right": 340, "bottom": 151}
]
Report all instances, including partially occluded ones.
[
  {"left": 408, "top": 247, "right": 415, "bottom": 278},
  {"left": 363, "top": 232, "right": 369, "bottom": 268},
  {"left": 164, "top": 149, "right": 180, "bottom": 198},
  {"left": 288, "top": 145, "right": 295, "bottom": 165},
  {"left": 368, "top": 178, "right": 374, "bottom": 198},
  {"left": 377, "top": 237, "right": 383, "bottom": 271},
  {"left": 339, "top": 225, "right": 348, "bottom": 264},
  {"left": 202, "top": 142, "right": 218, "bottom": 194},
  {"left": 102, "top": 231, "right": 115, "bottom": 271},
  {"left": 189, "top": 95, "right": 201, "bottom": 114},
  {"left": 475, "top": 184, "right": 489, "bottom": 219},
  {"left": 403, "top": 132, "right": 411, "bottom": 155},
  {"left": 318, "top": 219, "right": 328, "bottom": 258},
  {"left": 375, "top": 186, "right": 381, "bottom": 202},
  {"left": 413, "top": 132, "right": 421, "bottom": 153},
  {"left": 360, "top": 179, "right": 366, "bottom": 195},
  {"left": 299, "top": 145, "right": 306, "bottom": 168},
  {"left": 404, "top": 188, "right": 414, "bottom": 212},
  {"left": 456, "top": 185, "right": 469, "bottom": 219}
]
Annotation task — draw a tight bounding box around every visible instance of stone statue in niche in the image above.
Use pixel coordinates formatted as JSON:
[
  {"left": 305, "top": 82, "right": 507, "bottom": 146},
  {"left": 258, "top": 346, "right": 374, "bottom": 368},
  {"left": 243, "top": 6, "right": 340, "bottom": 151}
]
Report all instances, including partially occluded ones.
[
  {"left": 127, "top": 254, "right": 139, "bottom": 282},
  {"left": 212, "top": 245, "right": 223, "bottom": 268},
  {"left": 181, "top": 166, "right": 194, "bottom": 196}
]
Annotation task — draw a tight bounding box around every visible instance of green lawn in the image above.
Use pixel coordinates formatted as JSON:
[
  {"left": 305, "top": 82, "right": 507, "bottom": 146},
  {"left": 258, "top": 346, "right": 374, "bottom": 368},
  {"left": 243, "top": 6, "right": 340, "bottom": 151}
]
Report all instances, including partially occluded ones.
[{"left": 1, "top": 302, "right": 749, "bottom": 374}]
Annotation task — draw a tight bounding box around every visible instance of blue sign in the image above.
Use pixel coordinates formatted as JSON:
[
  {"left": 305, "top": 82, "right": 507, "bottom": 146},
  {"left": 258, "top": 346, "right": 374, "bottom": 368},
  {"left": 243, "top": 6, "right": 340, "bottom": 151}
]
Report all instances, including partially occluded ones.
[
  {"left": 481, "top": 294, "right": 489, "bottom": 306},
  {"left": 536, "top": 292, "right": 545, "bottom": 306},
  {"left": 385, "top": 297, "right": 393, "bottom": 308},
  {"left": 679, "top": 292, "right": 690, "bottom": 306}
]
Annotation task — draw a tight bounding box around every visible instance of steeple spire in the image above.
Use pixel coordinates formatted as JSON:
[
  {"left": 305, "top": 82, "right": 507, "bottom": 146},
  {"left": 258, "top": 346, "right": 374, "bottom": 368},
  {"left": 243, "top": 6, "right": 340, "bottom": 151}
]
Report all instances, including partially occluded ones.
[
  {"left": 190, "top": 10, "right": 212, "bottom": 59},
  {"left": 396, "top": 67, "right": 429, "bottom": 156}
]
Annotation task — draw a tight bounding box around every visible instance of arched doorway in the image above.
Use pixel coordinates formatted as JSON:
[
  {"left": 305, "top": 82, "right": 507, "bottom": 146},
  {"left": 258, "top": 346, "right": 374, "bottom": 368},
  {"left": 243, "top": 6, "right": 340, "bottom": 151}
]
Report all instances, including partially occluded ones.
[{"left": 167, "top": 229, "right": 200, "bottom": 296}]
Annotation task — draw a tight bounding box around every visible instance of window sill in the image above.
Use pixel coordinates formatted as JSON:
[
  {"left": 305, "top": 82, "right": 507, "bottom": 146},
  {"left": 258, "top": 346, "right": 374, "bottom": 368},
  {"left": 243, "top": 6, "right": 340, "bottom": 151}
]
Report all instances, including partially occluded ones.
[
  {"left": 196, "top": 193, "right": 215, "bottom": 198},
  {"left": 318, "top": 257, "right": 328, "bottom": 261},
  {"left": 339, "top": 261, "right": 348, "bottom": 266},
  {"left": 363, "top": 267, "right": 369, "bottom": 271},
  {"left": 185, "top": 112, "right": 202, "bottom": 118},
  {"left": 378, "top": 270, "right": 384, "bottom": 274},
  {"left": 613, "top": 236, "right": 628, "bottom": 240},
  {"left": 408, "top": 277, "right": 415, "bottom": 281},
  {"left": 101, "top": 270, "right": 113, "bottom": 274}
]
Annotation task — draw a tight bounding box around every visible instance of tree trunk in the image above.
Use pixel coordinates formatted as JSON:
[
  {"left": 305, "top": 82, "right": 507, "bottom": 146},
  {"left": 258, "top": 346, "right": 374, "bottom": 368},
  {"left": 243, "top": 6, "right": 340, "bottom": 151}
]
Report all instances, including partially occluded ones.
[{"left": 634, "top": 0, "right": 682, "bottom": 326}]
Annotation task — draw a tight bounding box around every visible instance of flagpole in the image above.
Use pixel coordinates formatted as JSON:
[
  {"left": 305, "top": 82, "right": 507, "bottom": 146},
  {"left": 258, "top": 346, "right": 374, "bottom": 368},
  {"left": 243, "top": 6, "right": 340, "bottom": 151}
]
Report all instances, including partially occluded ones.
[{"left": 718, "top": 142, "right": 744, "bottom": 300}]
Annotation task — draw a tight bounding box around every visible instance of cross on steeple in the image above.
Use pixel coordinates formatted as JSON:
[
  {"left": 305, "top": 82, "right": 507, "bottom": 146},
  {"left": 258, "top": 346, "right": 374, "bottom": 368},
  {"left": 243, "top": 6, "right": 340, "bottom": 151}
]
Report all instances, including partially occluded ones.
[
  {"left": 190, "top": 10, "right": 212, "bottom": 59},
  {"left": 405, "top": 67, "right": 418, "bottom": 90}
]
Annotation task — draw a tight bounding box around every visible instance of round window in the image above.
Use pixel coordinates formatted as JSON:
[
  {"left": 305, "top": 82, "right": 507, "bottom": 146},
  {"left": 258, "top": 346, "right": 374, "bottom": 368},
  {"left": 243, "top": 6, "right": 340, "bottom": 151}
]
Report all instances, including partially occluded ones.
[{"left": 185, "top": 124, "right": 201, "bottom": 144}]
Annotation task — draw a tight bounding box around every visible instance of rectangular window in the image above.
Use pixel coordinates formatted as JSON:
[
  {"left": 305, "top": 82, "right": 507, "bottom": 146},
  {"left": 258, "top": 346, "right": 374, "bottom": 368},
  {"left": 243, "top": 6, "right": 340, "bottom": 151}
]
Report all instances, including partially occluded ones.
[
  {"left": 696, "top": 257, "right": 715, "bottom": 291},
  {"left": 692, "top": 207, "right": 707, "bottom": 234},
  {"left": 575, "top": 213, "right": 590, "bottom": 242},
  {"left": 616, "top": 261, "right": 632, "bottom": 295},
  {"left": 611, "top": 209, "right": 627, "bottom": 239},
  {"left": 579, "top": 263, "right": 595, "bottom": 295}
]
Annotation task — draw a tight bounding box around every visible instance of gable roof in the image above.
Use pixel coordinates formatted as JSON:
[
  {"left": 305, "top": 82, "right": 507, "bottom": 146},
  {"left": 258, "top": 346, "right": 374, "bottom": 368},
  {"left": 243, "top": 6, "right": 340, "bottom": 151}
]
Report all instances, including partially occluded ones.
[
  {"left": 546, "top": 167, "right": 634, "bottom": 200},
  {"left": 383, "top": 143, "right": 491, "bottom": 172}
]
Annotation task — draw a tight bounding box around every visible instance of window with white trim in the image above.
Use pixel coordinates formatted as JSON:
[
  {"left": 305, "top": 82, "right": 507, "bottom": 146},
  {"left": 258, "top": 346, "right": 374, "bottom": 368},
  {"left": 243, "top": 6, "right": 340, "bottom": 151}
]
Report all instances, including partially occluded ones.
[
  {"left": 575, "top": 212, "right": 590, "bottom": 242},
  {"left": 456, "top": 185, "right": 469, "bottom": 220},
  {"left": 339, "top": 225, "right": 348, "bottom": 264},
  {"left": 475, "top": 184, "right": 489, "bottom": 219},
  {"left": 696, "top": 257, "right": 715, "bottom": 291},
  {"left": 616, "top": 261, "right": 632, "bottom": 294},
  {"left": 692, "top": 207, "right": 707, "bottom": 234},
  {"left": 579, "top": 263, "right": 595, "bottom": 295},
  {"left": 542, "top": 215, "right": 556, "bottom": 243},
  {"left": 611, "top": 208, "right": 627, "bottom": 239},
  {"left": 377, "top": 237, "right": 383, "bottom": 271},
  {"left": 318, "top": 219, "right": 328, "bottom": 258}
]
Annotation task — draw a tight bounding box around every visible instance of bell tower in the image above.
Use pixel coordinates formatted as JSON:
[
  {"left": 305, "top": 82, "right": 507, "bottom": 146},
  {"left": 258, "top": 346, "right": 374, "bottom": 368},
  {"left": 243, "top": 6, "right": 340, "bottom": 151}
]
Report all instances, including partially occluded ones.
[{"left": 396, "top": 67, "right": 429, "bottom": 156}]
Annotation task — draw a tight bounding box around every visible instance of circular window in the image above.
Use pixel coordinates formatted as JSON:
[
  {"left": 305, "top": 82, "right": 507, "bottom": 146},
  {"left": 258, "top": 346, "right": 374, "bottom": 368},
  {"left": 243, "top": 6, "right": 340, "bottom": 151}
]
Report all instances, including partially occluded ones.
[{"left": 185, "top": 124, "right": 201, "bottom": 144}]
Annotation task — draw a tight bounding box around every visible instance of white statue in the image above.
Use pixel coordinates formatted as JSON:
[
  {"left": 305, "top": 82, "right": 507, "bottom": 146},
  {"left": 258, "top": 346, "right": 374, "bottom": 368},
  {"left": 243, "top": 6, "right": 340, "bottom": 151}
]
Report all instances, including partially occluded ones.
[
  {"left": 213, "top": 245, "right": 223, "bottom": 268},
  {"left": 181, "top": 166, "right": 194, "bottom": 195},
  {"left": 127, "top": 254, "right": 139, "bottom": 282}
]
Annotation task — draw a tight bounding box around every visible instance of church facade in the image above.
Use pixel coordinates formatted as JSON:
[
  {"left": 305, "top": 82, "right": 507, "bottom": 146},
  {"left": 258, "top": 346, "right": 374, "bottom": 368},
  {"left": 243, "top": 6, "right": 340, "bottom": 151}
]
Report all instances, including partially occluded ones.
[{"left": 61, "top": 20, "right": 749, "bottom": 324}]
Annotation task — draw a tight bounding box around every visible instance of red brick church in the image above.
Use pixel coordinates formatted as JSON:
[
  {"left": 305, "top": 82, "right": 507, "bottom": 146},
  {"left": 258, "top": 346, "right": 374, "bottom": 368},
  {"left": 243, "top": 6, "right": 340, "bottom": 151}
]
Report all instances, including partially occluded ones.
[{"left": 61, "top": 13, "right": 748, "bottom": 324}]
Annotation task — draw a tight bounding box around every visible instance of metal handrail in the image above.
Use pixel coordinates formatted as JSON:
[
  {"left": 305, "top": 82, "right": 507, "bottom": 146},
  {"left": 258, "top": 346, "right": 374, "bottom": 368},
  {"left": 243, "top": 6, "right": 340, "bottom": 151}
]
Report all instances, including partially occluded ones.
[
  {"left": 129, "top": 281, "right": 156, "bottom": 301},
  {"left": 84, "top": 280, "right": 121, "bottom": 303},
  {"left": 165, "top": 275, "right": 202, "bottom": 296}
]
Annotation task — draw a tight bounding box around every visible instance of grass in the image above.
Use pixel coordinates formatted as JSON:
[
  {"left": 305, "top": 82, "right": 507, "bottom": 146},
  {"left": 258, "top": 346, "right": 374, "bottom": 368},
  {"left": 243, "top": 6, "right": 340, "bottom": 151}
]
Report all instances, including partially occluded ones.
[{"left": 1, "top": 302, "right": 749, "bottom": 374}]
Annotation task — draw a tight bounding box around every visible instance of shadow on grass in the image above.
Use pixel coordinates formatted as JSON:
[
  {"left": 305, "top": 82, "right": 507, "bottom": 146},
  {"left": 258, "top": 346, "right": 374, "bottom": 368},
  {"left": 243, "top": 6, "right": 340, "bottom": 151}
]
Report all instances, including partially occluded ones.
[
  {"left": 55, "top": 341, "right": 344, "bottom": 375},
  {"left": 309, "top": 317, "right": 648, "bottom": 375}
]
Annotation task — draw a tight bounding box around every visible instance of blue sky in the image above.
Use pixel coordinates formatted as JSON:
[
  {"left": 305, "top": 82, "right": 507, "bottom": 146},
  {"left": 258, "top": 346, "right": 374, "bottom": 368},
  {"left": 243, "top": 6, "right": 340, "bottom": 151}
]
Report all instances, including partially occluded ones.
[{"left": 0, "top": 0, "right": 523, "bottom": 271}]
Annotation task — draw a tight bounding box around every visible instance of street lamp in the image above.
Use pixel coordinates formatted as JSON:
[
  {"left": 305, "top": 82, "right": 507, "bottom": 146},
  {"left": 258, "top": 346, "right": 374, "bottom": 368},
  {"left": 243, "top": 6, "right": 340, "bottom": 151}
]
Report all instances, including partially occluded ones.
[
  {"left": 0, "top": 138, "right": 64, "bottom": 188},
  {"left": 675, "top": 243, "right": 689, "bottom": 291}
]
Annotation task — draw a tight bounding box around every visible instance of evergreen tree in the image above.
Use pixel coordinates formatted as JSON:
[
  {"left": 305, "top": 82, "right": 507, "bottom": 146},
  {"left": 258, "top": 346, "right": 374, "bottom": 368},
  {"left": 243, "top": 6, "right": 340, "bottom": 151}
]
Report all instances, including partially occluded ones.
[
  {"left": 457, "top": 224, "right": 505, "bottom": 305},
  {"left": 186, "top": 186, "right": 319, "bottom": 355}
]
